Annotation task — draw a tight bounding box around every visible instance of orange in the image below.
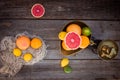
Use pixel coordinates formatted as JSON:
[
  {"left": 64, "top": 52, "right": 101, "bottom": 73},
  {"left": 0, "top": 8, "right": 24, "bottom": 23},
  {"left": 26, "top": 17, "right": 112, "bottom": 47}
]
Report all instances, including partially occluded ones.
[
  {"left": 62, "top": 41, "right": 70, "bottom": 51},
  {"left": 31, "top": 38, "right": 42, "bottom": 49},
  {"left": 58, "top": 31, "right": 67, "bottom": 40},
  {"left": 66, "top": 24, "right": 81, "bottom": 35},
  {"left": 16, "top": 36, "right": 30, "bottom": 50},
  {"left": 80, "top": 36, "right": 90, "bottom": 49}
]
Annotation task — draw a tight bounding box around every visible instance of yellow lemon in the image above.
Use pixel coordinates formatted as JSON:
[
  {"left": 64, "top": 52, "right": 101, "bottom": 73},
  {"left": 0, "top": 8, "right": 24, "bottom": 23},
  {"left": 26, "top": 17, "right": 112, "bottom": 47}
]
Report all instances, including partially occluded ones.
[
  {"left": 58, "top": 31, "right": 67, "bottom": 40},
  {"left": 61, "top": 58, "right": 69, "bottom": 67},
  {"left": 23, "top": 53, "right": 33, "bottom": 62},
  {"left": 31, "top": 38, "right": 42, "bottom": 49},
  {"left": 13, "top": 48, "right": 22, "bottom": 57}
]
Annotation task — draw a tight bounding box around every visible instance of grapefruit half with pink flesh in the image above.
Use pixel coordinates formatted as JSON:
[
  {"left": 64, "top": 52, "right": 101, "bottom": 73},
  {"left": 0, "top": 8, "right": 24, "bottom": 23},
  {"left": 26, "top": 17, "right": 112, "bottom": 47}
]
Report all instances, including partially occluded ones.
[
  {"left": 31, "top": 3, "right": 45, "bottom": 18},
  {"left": 64, "top": 32, "right": 81, "bottom": 50}
]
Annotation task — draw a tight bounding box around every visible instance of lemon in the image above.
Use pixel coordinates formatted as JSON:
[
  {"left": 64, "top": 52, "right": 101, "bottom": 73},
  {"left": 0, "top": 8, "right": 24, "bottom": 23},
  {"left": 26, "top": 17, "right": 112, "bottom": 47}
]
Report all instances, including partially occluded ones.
[
  {"left": 58, "top": 31, "right": 67, "bottom": 40},
  {"left": 13, "top": 48, "right": 22, "bottom": 57},
  {"left": 61, "top": 58, "right": 69, "bottom": 67},
  {"left": 64, "top": 65, "right": 72, "bottom": 73},
  {"left": 23, "top": 53, "right": 33, "bottom": 62}
]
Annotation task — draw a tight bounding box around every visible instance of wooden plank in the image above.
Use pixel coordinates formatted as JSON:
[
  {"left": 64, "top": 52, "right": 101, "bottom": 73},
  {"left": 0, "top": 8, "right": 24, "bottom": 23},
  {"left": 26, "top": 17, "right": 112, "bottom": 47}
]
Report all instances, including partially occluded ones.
[
  {"left": 28, "top": 60, "right": 120, "bottom": 80},
  {"left": 0, "top": 20, "right": 120, "bottom": 60},
  {"left": 0, "top": 0, "right": 120, "bottom": 20},
  {"left": 0, "top": 59, "right": 119, "bottom": 80},
  {"left": 0, "top": 20, "right": 120, "bottom": 40},
  {"left": 8, "top": 66, "right": 31, "bottom": 80}
]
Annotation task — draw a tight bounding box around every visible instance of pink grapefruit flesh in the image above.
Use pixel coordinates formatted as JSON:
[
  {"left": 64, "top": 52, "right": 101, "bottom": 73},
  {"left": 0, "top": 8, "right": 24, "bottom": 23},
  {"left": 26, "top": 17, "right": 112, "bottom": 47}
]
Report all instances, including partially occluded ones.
[
  {"left": 31, "top": 3, "right": 45, "bottom": 18},
  {"left": 64, "top": 32, "right": 81, "bottom": 50}
]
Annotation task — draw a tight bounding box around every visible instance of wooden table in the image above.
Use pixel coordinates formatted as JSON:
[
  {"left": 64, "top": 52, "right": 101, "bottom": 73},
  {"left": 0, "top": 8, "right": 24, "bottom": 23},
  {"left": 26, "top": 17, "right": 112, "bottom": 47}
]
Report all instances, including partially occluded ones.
[{"left": 0, "top": 0, "right": 120, "bottom": 80}]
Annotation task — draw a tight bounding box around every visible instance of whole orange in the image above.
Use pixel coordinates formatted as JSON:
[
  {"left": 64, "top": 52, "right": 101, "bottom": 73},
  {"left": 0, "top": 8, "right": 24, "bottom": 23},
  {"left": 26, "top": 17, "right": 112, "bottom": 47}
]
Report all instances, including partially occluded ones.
[
  {"left": 66, "top": 24, "right": 81, "bottom": 35},
  {"left": 16, "top": 36, "right": 30, "bottom": 50},
  {"left": 31, "top": 38, "right": 42, "bottom": 49}
]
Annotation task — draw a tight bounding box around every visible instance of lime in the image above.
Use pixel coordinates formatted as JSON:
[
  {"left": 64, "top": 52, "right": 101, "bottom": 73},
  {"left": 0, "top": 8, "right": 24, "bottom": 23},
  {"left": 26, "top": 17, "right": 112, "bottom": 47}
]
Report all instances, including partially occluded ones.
[
  {"left": 58, "top": 31, "right": 67, "bottom": 40},
  {"left": 13, "top": 48, "right": 22, "bottom": 57},
  {"left": 82, "top": 27, "right": 91, "bottom": 36},
  {"left": 61, "top": 58, "right": 69, "bottom": 67},
  {"left": 23, "top": 53, "right": 33, "bottom": 62},
  {"left": 64, "top": 65, "right": 72, "bottom": 73}
]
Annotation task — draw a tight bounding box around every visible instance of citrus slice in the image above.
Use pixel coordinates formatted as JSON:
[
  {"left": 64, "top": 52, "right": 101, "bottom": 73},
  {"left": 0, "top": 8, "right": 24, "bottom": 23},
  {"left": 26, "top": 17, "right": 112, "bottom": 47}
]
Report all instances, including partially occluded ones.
[
  {"left": 62, "top": 41, "right": 71, "bottom": 51},
  {"left": 66, "top": 24, "right": 81, "bottom": 35},
  {"left": 31, "top": 3, "right": 45, "bottom": 18},
  {"left": 58, "top": 31, "right": 67, "bottom": 40},
  {"left": 16, "top": 36, "right": 30, "bottom": 50},
  {"left": 13, "top": 48, "right": 22, "bottom": 57},
  {"left": 61, "top": 58, "right": 69, "bottom": 67},
  {"left": 23, "top": 53, "right": 33, "bottom": 62},
  {"left": 80, "top": 36, "right": 90, "bottom": 49},
  {"left": 31, "top": 38, "right": 42, "bottom": 49},
  {"left": 64, "top": 32, "right": 81, "bottom": 50},
  {"left": 64, "top": 65, "right": 72, "bottom": 73},
  {"left": 82, "top": 27, "right": 91, "bottom": 36}
]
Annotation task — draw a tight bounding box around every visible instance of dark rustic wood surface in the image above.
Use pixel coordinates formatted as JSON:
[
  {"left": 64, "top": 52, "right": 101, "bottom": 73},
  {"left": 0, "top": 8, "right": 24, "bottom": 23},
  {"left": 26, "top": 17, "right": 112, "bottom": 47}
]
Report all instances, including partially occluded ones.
[{"left": 0, "top": 0, "right": 120, "bottom": 80}]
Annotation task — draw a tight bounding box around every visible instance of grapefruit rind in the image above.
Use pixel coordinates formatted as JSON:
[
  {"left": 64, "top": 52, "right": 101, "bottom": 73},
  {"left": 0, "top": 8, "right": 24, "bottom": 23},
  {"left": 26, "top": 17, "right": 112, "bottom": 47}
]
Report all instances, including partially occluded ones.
[
  {"left": 31, "top": 3, "right": 45, "bottom": 18},
  {"left": 64, "top": 32, "right": 81, "bottom": 50}
]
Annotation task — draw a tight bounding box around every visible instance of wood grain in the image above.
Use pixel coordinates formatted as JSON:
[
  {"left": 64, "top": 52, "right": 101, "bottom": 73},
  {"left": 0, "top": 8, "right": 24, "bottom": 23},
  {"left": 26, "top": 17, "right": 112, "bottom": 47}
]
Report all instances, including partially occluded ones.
[
  {"left": 0, "top": 0, "right": 120, "bottom": 80},
  {"left": 2, "top": 60, "right": 119, "bottom": 80},
  {"left": 0, "top": 20, "right": 119, "bottom": 60},
  {"left": 0, "top": 20, "right": 120, "bottom": 40},
  {"left": 0, "top": 0, "right": 120, "bottom": 20}
]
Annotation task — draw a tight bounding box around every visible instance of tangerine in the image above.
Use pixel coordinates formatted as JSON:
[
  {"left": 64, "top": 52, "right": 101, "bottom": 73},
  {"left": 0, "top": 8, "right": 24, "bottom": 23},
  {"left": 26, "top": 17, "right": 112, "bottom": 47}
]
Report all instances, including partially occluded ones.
[{"left": 31, "top": 38, "right": 42, "bottom": 49}]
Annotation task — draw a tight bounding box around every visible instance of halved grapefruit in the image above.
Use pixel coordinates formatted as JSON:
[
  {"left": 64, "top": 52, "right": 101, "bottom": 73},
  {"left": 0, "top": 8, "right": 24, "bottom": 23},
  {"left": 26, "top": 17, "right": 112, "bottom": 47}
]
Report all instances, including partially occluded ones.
[
  {"left": 31, "top": 3, "right": 45, "bottom": 18},
  {"left": 64, "top": 32, "right": 81, "bottom": 50}
]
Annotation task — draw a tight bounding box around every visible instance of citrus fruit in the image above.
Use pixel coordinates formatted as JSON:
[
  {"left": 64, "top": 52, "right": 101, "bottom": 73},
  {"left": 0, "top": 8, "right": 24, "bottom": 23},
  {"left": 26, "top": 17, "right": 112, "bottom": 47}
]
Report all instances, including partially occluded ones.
[
  {"left": 13, "top": 48, "right": 22, "bottom": 57},
  {"left": 23, "top": 53, "right": 33, "bottom": 62},
  {"left": 16, "top": 36, "right": 30, "bottom": 50},
  {"left": 64, "top": 32, "right": 81, "bottom": 50},
  {"left": 58, "top": 31, "right": 67, "bottom": 40},
  {"left": 61, "top": 58, "right": 69, "bottom": 67},
  {"left": 82, "top": 27, "right": 91, "bottom": 36},
  {"left": 66, "top": 24, "right": 81, "bottom": 35},
  {"left": 31, "top": 3, "right": 45, "bottom": 18},
  {"left": 80, "top": 36, "right": 90, "bottom": 49},
  {"left": 31, "top": 38, "right": 42, "bottom": 49},
  {"left": 62, "top": 41, "right": 70, "bottom": 51},
  {"left": 64, "top": 65, "right": 72, "bottom": 73}
]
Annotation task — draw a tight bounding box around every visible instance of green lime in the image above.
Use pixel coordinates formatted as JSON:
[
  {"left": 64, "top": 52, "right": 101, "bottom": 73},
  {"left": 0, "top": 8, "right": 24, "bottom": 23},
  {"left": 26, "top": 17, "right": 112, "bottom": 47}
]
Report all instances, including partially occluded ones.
[
  {"left": 64, "top": 65, "right": 72, "bottom": 73},
  {"left": 82, "top": 27, "right": 91, "bottom": 36}
]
